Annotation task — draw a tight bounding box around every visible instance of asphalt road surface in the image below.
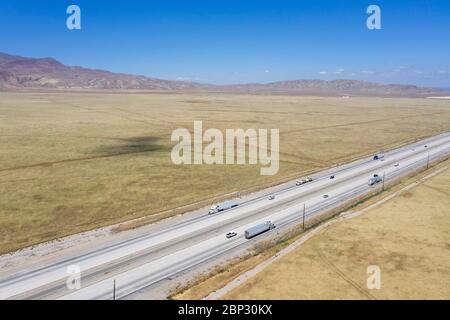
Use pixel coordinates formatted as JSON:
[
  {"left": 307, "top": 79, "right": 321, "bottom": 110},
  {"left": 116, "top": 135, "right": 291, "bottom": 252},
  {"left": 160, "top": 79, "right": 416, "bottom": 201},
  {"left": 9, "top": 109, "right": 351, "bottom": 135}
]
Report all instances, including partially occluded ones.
[{"left": 0, "top": 132, "right": 449, "bottom": 300}]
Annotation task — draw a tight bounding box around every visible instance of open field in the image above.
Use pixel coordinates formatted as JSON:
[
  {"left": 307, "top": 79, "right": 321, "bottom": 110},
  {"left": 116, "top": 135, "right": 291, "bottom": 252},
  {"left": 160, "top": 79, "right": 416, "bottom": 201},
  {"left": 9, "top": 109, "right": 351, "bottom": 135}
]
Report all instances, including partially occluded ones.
[
  {"left": 1, "top": 92, "right": 450, "bottom": 253},
  {"left": 221, "top": 165, "right": 450, "bottom": 300}
]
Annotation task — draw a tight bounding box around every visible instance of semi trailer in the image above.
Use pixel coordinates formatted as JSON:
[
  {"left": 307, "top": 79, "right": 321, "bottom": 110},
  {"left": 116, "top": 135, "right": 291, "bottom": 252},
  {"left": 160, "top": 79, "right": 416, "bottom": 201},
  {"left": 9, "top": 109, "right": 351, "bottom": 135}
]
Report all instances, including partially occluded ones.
[
  {"left": 209, "top": 199, "right": 239, "bottom": 214},
  {"left": 245, "top": 221, "right": 276, "bottom": 239},
  {"left": 368, "top": 174, "right": 383, "bottom": 186},
  {"left": 373, "top": 150, "right": 385, "bottom": 160}
]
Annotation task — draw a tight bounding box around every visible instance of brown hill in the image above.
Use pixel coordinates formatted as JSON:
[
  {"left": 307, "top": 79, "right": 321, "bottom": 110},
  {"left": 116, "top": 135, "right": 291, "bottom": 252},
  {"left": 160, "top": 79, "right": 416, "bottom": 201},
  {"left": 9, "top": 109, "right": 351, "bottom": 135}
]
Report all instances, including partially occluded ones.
[
  {"left": 222, "top": 79, "right": 446, "bottom": 97},
  {"left": 0, "top": 52, "right": 446, "bottom": 97},
  {"left": 0, "top": 53, "right": 204, "bottom": 90}
]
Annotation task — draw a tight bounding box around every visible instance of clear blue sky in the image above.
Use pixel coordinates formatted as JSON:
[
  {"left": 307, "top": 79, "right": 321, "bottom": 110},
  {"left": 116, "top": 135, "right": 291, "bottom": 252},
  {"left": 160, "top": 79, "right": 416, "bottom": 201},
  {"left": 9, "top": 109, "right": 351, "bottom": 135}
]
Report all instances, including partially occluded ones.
[{"left": 1, "top": 0, "right": 449, "bottom": 86}]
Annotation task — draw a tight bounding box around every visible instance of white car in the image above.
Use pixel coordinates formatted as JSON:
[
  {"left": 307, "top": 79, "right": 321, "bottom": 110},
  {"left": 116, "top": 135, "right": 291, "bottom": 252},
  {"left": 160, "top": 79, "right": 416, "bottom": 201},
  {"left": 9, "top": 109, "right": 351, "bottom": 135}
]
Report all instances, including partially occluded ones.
[
  {"left": 226, "top": 232, "right": 237, "bottom": 238},
  {"left": 394, "top": 163, "right": 399, "bottom": 167},
  {"left": 268, "top": 194, "right": 275, "bottom": 200}
]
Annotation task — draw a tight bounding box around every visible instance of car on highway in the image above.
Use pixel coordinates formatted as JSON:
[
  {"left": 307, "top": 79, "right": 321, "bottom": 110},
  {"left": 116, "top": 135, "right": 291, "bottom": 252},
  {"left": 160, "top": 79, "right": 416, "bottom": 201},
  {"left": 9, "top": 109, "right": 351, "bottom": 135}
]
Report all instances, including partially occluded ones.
[
  {"left": 323, "top": 194, "right": 329, "bottom": 198},
  {"left": 330, "top": 175, "right": 335, "bottom": 179},
  {"left": 226, "top": 232, "right": 237, "bottom": 238},
  {"left": 394, "top": 163, "right": 399, "bottom": 167},
  {"left": 268, "top": 194, "right": 275, "bottom": 200},
  {"left": 424, "top": 145, "right": 428, "bottom": 148}
]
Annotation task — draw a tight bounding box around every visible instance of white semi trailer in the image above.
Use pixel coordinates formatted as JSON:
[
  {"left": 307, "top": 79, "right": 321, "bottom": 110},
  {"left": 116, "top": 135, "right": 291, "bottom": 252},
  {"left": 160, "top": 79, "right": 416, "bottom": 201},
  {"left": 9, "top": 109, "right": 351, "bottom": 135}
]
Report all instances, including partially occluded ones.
[
  {"left": 368, "top": 174, "right": 383, "bottom": 186},
  {"left": 245, "top": 221, "right": 276, "bottom": 239},
  {"left": 373, "top": 150, "right": 385, "bottom": 160},
  {"left": 209, "top": 199, "right": 239, "bottom": 214}
]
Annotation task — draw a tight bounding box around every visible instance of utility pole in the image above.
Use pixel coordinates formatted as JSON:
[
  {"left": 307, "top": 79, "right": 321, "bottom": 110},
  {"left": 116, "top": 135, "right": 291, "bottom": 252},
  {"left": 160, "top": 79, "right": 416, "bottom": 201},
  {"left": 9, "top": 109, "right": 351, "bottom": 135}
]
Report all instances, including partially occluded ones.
[
  {"left": 302, "top": 203, "right": 306, "bottom": 230},
  {"left": 113, "top": 280, "right": 116, "bottom": 300}
]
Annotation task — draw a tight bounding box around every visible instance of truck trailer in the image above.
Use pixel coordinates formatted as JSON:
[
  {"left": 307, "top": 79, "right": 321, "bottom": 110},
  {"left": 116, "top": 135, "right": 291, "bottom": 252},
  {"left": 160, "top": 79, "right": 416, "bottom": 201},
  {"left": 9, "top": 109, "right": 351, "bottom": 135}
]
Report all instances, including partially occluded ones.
[
  {"left": 244, "top": 221, "right": 276, "bottom": 239},
  {"left": 368, "top": 174, "right": 383, "bottom": 186},
  {"left": 208, "top": 199, "right": 239, "bottom": 214},
  {"left": 373, "top": 150, "right": 385, "bottom": 160}
]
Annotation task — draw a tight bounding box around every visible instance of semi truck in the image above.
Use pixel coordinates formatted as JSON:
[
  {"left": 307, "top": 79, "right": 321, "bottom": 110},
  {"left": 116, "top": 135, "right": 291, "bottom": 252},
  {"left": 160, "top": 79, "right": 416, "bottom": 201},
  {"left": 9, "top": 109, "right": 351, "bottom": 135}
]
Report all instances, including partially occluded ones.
[
  {"left": 208, "top": 199, "right": 239, "bottom": 214},
  {"left": 373, "top": 150, "right": 385, "bottom": 160},
  {"left": 244, "top": 221, "right": 276, "bottom": 239},
  {"left": 368, "top": 174, "right": 382, "bottom": 186}
]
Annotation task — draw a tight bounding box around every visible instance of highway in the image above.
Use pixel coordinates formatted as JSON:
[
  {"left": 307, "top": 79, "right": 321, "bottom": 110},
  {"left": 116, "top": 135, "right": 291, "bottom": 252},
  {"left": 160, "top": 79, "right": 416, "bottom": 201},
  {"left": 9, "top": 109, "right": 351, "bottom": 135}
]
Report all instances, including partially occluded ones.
[{"left": 0, "top": 132, "right": 449, "bottom": 300}]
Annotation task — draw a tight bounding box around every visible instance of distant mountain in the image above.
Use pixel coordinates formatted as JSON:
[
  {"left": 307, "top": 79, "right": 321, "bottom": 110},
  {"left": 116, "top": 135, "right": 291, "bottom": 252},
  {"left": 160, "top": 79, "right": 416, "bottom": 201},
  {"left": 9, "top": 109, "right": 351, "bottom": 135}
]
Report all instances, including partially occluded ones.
[
  {"left": 0, "top": 53, "right": 205, "bottom": 90},
  {"left": 222, "top": 79, "right": 446, "bottom": 97},
  {"left": 0, "top": 52, "right": 446, "bottom": 97}
]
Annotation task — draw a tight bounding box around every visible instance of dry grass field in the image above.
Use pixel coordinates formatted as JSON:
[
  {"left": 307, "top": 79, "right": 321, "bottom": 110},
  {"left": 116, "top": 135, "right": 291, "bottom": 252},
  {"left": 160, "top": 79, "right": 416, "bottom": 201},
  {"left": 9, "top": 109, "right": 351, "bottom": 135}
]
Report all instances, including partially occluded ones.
[
  {"left": 1, "top": 92, "right": 450, "bottom": 253},
  {"left": 222, "top": 166, "right": 450, "bottom": 300}
]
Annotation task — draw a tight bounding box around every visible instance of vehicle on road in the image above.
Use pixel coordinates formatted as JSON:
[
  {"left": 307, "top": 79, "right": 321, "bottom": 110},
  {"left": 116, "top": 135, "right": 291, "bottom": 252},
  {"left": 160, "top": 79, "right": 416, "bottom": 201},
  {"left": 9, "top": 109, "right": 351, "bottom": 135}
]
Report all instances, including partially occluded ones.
[
  {"left": 245, "top": 221, "right": 275, "bottom": 239},
  {"left": 368, "top": 174, "right": 383, "bottom": 186},
  {"left": 226, "top": 232, "right": 237, "bottom": 238},
  {"left": 394, "top": 163, "right": 399, "bottom": 167},
  {"left": 373, "top": 150, "right": 385, "bottom": 160},
  {"left": 330, "top": 175, "right": 335, "bottom": 179},
  {"left": 323, "top": 194, "right": 329, "bottom": 198},
  {"left": 268, "top": 194, "right": 275, "bottom": 200},
  {"left": 209, "top": 199, "right": 239, "bottom": 214},
  {"left": 296, "top": 177, "right": 312, "bottom": 186}
]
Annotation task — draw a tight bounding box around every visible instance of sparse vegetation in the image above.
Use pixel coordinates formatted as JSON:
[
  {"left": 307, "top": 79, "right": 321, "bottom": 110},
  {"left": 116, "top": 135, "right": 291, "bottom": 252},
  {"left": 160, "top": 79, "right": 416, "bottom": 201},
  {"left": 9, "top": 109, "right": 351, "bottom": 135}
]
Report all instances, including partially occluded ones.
[
  {"left": 1, "top": 92, "right": 450, "bottom": 253},
  {"left": 221, "top": 165, "right": 450, "bottom": 300}
]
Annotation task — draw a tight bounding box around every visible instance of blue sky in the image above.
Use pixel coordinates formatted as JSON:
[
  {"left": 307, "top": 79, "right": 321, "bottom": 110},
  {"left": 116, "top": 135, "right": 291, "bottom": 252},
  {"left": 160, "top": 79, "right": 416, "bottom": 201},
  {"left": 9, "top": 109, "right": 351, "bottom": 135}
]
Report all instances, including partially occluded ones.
[{"left": 1, "top": 0, "right": 449, "bottom": 86}]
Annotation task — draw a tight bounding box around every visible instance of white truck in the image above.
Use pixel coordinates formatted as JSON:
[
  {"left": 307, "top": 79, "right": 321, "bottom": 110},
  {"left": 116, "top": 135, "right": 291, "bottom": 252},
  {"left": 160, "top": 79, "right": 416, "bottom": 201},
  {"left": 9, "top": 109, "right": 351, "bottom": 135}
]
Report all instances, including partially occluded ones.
[
  {"left": 373, "top": 150, "right": 385, "bottom": 160},
  {"left": 208, "top": 199, "right": 239, "bottom": 215},
  {"left": 368, "top": 174, "right": 383, "bottom": 186},
  {"left": 245, "top": 221, "right": 276, "bottom": 239},
  {"left": 296, "top": 176, "right": 313, "bottom": 186}
]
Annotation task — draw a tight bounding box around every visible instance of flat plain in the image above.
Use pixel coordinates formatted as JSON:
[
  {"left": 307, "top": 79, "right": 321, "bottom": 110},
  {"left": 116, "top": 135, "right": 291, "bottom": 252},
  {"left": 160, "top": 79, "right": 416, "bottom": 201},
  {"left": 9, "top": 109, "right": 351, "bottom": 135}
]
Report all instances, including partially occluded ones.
[{"left": 1, "top": 92, "right": 450, "bottom": 253}]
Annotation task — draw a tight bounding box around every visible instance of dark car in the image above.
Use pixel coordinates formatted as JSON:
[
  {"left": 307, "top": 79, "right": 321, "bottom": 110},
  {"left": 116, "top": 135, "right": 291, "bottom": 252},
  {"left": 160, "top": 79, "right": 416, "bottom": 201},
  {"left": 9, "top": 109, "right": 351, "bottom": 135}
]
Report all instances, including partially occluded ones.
[{"left": 330, "top": 175, "right": 335, "bottom": 179}]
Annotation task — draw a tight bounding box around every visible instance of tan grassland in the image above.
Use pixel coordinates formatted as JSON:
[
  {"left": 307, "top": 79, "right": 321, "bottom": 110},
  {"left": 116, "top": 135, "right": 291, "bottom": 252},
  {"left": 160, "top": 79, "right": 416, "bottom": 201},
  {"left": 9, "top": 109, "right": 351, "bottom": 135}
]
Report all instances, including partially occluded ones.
[{"left": 1, "top": 92, "right": 449, "bottom": 253}]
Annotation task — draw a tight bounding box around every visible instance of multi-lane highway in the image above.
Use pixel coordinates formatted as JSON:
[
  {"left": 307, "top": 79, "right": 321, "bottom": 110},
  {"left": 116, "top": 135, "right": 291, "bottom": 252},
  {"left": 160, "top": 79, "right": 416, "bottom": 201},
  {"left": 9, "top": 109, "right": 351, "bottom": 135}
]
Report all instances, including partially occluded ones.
[{"left": 0, "top": 132, "right": 449, "bottom": 300}]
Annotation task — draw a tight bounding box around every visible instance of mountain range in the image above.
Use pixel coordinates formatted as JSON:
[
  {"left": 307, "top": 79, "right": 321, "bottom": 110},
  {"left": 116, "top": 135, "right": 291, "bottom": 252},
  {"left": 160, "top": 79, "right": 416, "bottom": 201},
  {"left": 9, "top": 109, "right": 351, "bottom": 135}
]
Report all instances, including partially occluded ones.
[{"left": 0, "top": 52, "right": 446, "bottom": 97}]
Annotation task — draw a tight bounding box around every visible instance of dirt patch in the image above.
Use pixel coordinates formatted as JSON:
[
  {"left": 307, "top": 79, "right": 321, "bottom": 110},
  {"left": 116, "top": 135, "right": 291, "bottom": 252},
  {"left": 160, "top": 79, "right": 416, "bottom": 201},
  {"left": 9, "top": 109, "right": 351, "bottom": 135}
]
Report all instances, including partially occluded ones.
[{"left": 402, "top": 192, "right": 413, "bottom": 198}]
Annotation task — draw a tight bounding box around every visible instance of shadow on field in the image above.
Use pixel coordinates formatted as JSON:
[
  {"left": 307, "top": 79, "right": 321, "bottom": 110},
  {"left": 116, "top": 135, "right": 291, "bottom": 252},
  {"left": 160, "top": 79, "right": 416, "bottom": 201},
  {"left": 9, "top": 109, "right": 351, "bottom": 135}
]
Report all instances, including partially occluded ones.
[
  {"left": 0, "top": 136, "right": 168, "bottom": 172},
  {"left": 94, "top": 136, "right": 166, "bottom": 156}
]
